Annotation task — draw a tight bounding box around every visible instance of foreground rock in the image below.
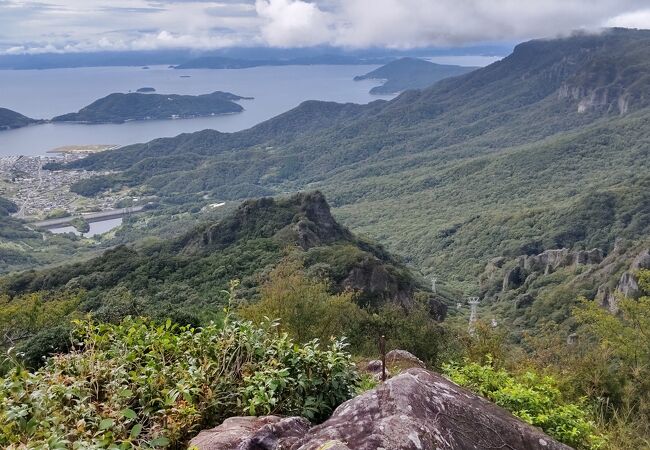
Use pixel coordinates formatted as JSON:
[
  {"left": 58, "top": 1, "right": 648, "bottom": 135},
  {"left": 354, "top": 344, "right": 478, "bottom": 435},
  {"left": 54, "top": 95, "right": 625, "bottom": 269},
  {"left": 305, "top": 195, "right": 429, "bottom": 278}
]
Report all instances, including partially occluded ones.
[
  {"left": 191, "top": 368, "right": 571, "bottom": 450},
  {"left": 189, "top": 416, "right": 310, "bottom": 450}
]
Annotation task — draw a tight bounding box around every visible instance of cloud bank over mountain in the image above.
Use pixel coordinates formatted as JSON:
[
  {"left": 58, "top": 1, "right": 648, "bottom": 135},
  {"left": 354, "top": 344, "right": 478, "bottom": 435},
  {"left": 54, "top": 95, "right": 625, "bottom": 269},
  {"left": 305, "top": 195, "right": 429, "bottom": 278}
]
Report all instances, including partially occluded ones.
[{"left": 3, "top": 0, "right": 650, "bottom": 54}]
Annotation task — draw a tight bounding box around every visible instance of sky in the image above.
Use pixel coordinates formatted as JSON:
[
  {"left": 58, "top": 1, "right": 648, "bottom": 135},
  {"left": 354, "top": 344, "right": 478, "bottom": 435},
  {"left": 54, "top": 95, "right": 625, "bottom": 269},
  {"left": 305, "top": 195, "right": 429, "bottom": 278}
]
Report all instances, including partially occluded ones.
[{"left": 3, "top": 0, "right": 650, "bottom": 54}]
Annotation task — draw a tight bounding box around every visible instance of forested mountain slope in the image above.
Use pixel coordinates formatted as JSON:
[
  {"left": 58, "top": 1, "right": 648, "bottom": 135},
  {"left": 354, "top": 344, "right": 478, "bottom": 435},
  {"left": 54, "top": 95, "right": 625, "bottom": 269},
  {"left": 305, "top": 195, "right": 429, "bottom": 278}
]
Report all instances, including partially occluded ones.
[
  {"left": 2, "top": 192, "right": 447, "bottom": 318},
  {"left": 0, "top": 197, "right": 92, "bottom": 273},
  {"left": 57, "top": 28, "right": 650, "bottom": 290}
]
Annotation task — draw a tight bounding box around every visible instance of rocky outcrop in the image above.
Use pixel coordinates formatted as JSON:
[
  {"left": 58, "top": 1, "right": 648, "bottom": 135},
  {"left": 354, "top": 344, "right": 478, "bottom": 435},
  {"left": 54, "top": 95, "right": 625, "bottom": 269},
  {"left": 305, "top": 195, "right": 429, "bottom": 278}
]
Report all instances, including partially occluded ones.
[
  {"left": 191, "top": 369, "right": 571, "bottom": 450},
  {"left": 596, "top": 248, "right": 649, "bottom": 312},
  {"left": 479, "top": 257, "right": 506, "bottom": 294},
  {"left": 342, "top": 256, "right": 413, "bottom": 307},
  {"left": 427, "top": 296, "right": 448, "bottom": 321},
  {"left": 502, "top": 265, "right": 526, "bottom": 291},
  {"left": 386, "top": 349, "right": 426, "bottom": 368},
  {"left": 521, "top": 248, "right": 603, "bottom": 274},
  {"left": 190, "top": 192, "right": 353, "bottom": 252},
  {"left": 496, "top": 248, "right": 603, "bottom": 295},
  {"left": 365, "top": 349, "right": 425, "bottom": 381},
  {"left": 559, "top": 83, "right": 631, "bottom": 115},
  {"left": 515, "top": 293, "right": 535, "bottom": 309},
  {"left": 631, "top": 249, "right": 650, "bottom": 271},
  {"left": 365, "top": 359, "right": 389, "bottom": 380}
]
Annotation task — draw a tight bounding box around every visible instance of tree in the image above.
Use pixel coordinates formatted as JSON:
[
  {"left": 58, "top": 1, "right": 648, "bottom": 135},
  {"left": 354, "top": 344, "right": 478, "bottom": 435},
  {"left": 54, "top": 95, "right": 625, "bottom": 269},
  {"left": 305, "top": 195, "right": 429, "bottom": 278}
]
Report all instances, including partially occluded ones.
[
  {"left": 239, "top": 258, "right": 364, "bottom": 344},
  {"left": 573, "top": 269, "right": 650, "bottom": 442}
]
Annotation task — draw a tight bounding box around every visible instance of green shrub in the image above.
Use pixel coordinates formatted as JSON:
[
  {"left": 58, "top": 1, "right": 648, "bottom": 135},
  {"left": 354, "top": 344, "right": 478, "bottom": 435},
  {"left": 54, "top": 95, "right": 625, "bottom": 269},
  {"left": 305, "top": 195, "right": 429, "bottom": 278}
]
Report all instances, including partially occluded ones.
[
  {"left": 443, "top": 358, "right": 605, "bottom": 449},
  {"left": 0, "top": 316, "right": 358, "bottom": 449}
]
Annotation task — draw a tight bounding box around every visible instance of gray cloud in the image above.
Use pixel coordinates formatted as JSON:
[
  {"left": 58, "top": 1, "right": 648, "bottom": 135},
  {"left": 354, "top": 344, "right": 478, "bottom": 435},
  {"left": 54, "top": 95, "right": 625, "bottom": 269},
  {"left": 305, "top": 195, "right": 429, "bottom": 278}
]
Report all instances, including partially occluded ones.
[{"left": 2, "top": 0, "right": 650, "bottom": 54}]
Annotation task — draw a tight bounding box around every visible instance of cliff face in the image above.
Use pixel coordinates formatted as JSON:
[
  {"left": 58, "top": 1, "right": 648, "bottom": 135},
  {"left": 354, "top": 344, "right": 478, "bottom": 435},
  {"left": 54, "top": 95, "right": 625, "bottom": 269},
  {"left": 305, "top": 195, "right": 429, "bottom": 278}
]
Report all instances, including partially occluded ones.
[
  {"left": 596, "top": 248, "right": 650, "bottom": 312},
  {"left": 481, "top": 242, "right": 650, "bottom": 319},
  {"left": 481, "top": 248, "right": 604, "bottom": 296}
]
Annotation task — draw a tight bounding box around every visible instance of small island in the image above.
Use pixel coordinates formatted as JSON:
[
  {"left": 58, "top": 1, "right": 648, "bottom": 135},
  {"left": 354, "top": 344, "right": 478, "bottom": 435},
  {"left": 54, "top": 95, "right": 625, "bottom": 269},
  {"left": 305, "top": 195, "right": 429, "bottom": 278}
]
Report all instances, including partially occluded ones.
[
  {"left": 0, "top": 107, "right": 41, "bottom": 131},
  {"left": 51, "top": 91, "right": 253, "bottom": 124},
  {"left": 136, "top": 87, "right": 156, "bottom": 93},
  {"left": 354, "top": 57, "right": 477, "bottom": 94}
]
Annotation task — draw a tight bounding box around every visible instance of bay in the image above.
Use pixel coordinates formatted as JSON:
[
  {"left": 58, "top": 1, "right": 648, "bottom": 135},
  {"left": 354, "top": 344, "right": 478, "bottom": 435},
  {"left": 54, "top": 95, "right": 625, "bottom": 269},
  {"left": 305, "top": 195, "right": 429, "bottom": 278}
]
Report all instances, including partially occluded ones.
[{"left": 0, "top": 64, "right": 392, "bottom": 155}]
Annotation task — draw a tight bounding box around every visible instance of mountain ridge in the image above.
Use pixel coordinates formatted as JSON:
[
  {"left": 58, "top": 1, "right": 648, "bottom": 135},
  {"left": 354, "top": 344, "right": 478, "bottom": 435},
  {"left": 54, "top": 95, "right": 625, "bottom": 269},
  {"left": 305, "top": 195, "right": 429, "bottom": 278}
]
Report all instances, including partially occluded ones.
[{"left": 50, "top": 28, "right": 650, "bottom": 291}]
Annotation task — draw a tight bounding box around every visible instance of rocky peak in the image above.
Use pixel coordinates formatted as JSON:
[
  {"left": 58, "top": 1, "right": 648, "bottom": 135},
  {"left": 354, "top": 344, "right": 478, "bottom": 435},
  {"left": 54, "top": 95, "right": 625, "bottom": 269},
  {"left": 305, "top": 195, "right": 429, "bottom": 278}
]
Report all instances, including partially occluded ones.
[{"left": 183, "top": 191, "right": 352, "bottom": 253}]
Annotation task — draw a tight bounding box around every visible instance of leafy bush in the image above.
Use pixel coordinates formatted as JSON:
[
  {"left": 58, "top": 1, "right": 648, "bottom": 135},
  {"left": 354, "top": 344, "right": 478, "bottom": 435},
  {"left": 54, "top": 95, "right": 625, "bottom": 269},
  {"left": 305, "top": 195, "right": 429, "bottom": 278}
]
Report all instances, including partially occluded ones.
[
  {"left": 571, "top": 269, "right": 650, "bottom": 444},
  {"left": 0, "top": 291, "right": 81, "bottom": 352},
  {"left": 0, "top": 314, "right": 358, "bottom": 449},
  {"left": 240, "top": 259, "right": 447, "bottom": 365},
  {"left": 443, "top": 358, "right": 605, "bottom": 449},
  {"left": 239, "top": 258, "right": 364, "bottom": 344}
]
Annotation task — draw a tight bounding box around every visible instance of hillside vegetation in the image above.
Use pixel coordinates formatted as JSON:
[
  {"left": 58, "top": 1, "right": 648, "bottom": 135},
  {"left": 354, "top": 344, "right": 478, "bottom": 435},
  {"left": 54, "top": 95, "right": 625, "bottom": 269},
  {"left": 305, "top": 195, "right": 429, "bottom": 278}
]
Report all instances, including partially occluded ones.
[
  {"left": 1, "top": 192, "right": 453, "bottom": 367},
  {"left": 58, "top": 29, "right": 650, "bottom": 293}
]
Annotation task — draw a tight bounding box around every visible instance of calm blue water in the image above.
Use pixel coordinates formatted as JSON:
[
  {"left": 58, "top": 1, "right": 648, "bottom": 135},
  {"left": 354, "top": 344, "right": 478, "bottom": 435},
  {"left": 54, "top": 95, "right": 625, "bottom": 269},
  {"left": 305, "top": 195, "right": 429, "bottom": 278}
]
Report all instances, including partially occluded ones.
[
  {"left": 0, "top": 64, "right": 393, "bottom": 155},
  {"left": 49, "top": 217, "right": 123, "bottom": 237}
]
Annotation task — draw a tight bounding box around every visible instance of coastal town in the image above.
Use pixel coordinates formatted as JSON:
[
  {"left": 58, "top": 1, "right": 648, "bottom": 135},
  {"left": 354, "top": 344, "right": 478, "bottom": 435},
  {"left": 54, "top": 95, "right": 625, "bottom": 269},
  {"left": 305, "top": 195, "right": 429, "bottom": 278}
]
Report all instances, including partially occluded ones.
[{"left": 0, "top": 145, "right": 118, "bottom": 219}]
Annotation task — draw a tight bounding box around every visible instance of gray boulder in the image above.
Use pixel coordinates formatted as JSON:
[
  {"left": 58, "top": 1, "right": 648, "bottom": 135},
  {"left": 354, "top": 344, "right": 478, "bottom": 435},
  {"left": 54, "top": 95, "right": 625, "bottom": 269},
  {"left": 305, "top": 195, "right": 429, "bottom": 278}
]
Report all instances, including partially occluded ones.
[
  {"left": 631, "top": 248, "right": 650, "bottom": 271},
  {"left": 385, "top": 349, "right": 426, "bottom": 368},
  {"left": 189, "top": 416, "right": 310, "bottom": 450},
  {"left": 191, "top": 369, "right": 571, "bottom": 450},
  {"left": 294, "top": 368, "right": 571, "bottom": 450}
]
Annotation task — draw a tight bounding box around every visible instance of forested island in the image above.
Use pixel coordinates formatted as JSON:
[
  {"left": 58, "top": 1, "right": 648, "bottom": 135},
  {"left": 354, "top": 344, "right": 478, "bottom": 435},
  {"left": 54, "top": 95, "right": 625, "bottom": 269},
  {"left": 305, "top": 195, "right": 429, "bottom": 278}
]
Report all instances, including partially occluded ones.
[
  {"left": 51, "top": 91, "right": 251, "bottom": 124},
  {"left": 354, "top": 57, "right": 477, "bottom": 94},
  {"left": 0, "top": 107, "right": 40, "bottom": 130}
]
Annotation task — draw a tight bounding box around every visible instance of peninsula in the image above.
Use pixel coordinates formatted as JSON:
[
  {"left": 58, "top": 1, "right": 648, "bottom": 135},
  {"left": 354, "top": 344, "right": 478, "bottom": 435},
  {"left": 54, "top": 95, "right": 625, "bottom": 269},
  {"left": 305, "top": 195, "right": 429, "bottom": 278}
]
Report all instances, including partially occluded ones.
[
  {"left": 0, "top": 107, "right": 41, "bottom": 130},
  {"left": 354, "top": 57, "right": 477, "bottom": 94}
]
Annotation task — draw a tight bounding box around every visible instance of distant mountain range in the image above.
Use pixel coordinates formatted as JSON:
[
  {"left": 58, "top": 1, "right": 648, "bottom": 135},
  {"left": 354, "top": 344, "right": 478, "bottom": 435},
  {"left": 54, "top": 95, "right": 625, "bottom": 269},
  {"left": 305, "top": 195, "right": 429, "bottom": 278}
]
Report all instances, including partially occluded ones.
[
  {"left": 174, "top": 55, "right": 395, "bottom": 70},
  {"left": 50, "top": 91, "right": 251, "bottom": 124},
  {"left": 60, "top": 28, "right": 650, "bottom": 298},
  {"left": 354, "top": 57, "right": 478, "bottom": 94},
  {"left": 0, "top": 107, "right": 40, "bottom": 130},
  {"left": 0, "top": 45, "right": 510, "bottom": 70}
]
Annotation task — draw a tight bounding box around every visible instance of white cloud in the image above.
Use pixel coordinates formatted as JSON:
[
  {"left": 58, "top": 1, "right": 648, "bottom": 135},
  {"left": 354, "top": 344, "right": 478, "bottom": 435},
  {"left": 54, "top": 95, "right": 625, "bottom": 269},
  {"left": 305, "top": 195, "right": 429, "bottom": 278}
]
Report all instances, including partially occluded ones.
[
  {"left": 607, "top": 8, "right": 650, "bottom": 28},
  {"left": 2, "top": 0, "right": 650, "bottom": 53},
  {"left": 255, "top": 0, "right": 333, "bottom": 46}
]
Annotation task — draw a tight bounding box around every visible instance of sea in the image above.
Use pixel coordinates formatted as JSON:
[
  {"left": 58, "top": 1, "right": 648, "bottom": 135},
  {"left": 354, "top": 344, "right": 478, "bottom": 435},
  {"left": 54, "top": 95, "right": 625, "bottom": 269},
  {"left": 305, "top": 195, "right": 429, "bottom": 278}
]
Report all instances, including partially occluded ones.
[
  {"left": 0, "top": 55, "right": 500, "bottom": 156},
  {"left": 0, "top": 64, "right": 392, "bottom": 156}
]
